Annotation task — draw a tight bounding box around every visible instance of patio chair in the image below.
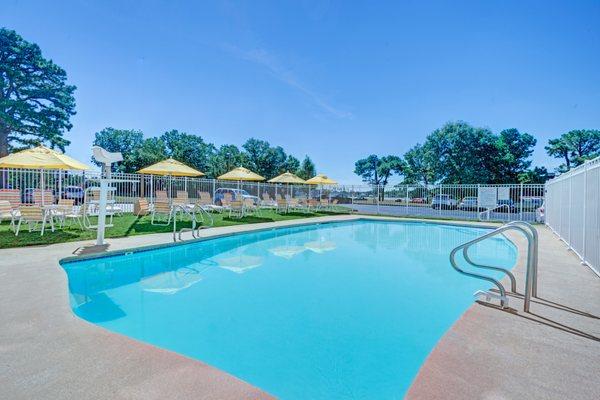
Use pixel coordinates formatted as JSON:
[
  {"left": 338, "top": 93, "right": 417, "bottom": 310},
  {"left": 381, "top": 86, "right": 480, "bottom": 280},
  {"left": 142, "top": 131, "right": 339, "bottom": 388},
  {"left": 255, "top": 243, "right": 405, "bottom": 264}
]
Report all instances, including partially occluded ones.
[
  {"left": 63, "top": 203, "right": 87, "bottom": 230},
  {"left": 244, "top": 198, "right": 261, "bottom": 216},
  {"left": 0, "top": 200, "right": 17, "bottom": 230},
  {"left": 228, "top": 200, "right": 244, "bottom": 219},
  {"left": 173, "top": 190, "right": 190, "bottom": 207},
  {"left": 135, "top": 198, "right": 151, "bottom": 216},
  {"left": 53, "top": 199, "right": 75, "bottom": 227},
  {"left": 221, "top": 193, "right": 233, "bottom": 210},
  {"left": 15, "top": 205, "right": 54, "bottom": 236},
  {"left": 276, "top": 198, "right": 289, "bottom": 213},
  {"left": 261, "top": 192, "right": 276, "bottom": 208},
  {"left": 155, "top": 190, "right": 169, "bottom": 202},
  {"left": 151, "top": 199, "right": 174, "bottom": 225},
  {"left": 307, "top": 199, "right": 319, "bottom": 211},
  {"left": 32, "top": 189, "right": 55, "bottom": 206},
  {"left": 288, "top": 197, "right": 305, "bottom": 213},
  {"left": 86, "top": 187, "right": 124, "bottom": 217},
  {"left": 197, "top": 191, "right": 223, "bottom": 212},
  {"left": 0, "top": 189, "right": 21, "bottom": 210}
]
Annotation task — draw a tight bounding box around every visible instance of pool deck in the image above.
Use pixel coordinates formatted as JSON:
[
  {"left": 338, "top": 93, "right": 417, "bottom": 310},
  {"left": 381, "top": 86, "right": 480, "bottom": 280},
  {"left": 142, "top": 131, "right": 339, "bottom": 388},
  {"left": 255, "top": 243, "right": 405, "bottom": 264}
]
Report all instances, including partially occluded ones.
[{"left": 1, "top": 215, "right": 599, "bottom": 399}]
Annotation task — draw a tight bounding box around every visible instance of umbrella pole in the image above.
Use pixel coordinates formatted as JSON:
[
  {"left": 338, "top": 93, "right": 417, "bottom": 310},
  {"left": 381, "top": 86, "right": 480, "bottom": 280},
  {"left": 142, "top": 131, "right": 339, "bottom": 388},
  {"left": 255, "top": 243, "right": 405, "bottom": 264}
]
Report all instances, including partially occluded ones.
[{"left": 40, "top": 169, "right": 45, "bottom": 205}]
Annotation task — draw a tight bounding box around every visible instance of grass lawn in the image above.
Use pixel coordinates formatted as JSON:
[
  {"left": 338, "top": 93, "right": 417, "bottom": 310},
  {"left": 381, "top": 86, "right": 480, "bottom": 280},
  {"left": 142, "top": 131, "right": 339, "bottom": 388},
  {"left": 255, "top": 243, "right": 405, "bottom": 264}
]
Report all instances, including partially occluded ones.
[{"left": 0, "top": 209, "right": 350, "bottom": 249}]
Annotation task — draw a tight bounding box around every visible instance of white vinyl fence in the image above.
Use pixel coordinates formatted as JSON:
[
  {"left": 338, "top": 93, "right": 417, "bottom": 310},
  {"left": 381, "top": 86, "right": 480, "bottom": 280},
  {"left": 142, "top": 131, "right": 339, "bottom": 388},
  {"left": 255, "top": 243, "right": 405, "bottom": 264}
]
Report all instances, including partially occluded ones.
[
  {"left": 545, "top": 156, "right": 600, "bottom": 276},
  {"left": 0, "top": 167, "right": 544, "bottom": 223}
]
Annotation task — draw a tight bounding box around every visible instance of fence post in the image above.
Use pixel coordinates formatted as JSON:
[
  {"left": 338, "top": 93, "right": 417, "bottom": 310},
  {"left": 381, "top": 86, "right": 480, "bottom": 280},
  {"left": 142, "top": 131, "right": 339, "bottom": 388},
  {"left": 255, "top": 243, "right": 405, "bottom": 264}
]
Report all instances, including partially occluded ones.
[
  {"left": 582, "top": 162, "right": 587, "bottom": 263},
  {"left": 405, "top": 185, "right": 409, "bottom": 216},
  {"left": 519, "top": 183, "right": 523, "bottom": 221},
  {"left": 376, "top": 184, "right": 380, "bottom": 215},
  {"left": 568, "top": 175, "right": 572, "bottom": 247}
]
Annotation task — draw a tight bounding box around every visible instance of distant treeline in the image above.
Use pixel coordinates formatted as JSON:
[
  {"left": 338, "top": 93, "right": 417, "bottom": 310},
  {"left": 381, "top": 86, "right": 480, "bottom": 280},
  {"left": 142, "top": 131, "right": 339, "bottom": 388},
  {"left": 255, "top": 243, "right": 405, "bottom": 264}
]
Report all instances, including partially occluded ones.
[
  {"left": 92, "top": 128, "right": 316, "bottom": 180},
  {"left": 354, "top": 122, "right": 600, "bottom": 186}
]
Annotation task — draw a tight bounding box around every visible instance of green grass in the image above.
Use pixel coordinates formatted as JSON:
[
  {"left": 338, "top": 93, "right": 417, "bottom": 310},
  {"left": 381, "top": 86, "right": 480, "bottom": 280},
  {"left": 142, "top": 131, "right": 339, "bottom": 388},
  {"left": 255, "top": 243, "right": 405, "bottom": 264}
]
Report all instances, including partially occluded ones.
[{"left": 0, "top": 209, "right": 349, "bottom": 249}]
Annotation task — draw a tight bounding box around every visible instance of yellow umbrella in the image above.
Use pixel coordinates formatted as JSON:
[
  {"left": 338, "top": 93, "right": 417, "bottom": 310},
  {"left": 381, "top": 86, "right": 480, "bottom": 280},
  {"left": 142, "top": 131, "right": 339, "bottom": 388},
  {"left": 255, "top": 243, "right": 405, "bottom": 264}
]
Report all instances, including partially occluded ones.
[
  {"left": 0, "top": 145, "right": 90, "bottom": 205},
  {"left": 218, "top": 166, "right": 264, "bottom": 181},
  {"left": 137, "top": 158, "right": 204, "bottom": 177},
  {"left": 268, "top": 171, "right": 306, "bottom": 184},
  {"left": 306, "top": 174, "right": 337, "bottom": 200},
  {"left": 0, "top": 145, "right": 90, "bottom": 170},
  {"left": 305, "top": 174, "right": 337, "bottom": 185},
  {"left": 268, "top": 171, "right": 306, "bottom": 199}
]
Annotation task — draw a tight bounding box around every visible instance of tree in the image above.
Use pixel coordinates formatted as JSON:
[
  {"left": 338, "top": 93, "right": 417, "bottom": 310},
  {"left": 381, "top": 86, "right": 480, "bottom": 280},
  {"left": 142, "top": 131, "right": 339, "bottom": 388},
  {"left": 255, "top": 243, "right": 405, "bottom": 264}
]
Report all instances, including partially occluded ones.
[
  {"left": 0, "top": 28, "right": 76, "bottom": 156},
  {"left": 284, "top": 155, "right": 300, "bottom": 174},
  {"left": 403, "top": 144, "right": 434, "bottom": 185},
  {"left": 545, "top": 130, "right": 600, "bottom": 171},
  {"left": 296, "top": 156, "right": 316, "bottom": 180},
  {"left": 421, "top": 121, "right": 498, "bottom": 183},
  {"left": 491, "top": 128, "right": 536, "bottom": 183},
  {"left": 407, "top": 122, "right": 537, "bottom": 184},
  {"left": 518, "top": 166, "right": 552, "bottom": 184},
  {"left": 354, "top": 154, "right": 404, "bottom": 199},
  {"left": 130, "top": 137, "right": 167, "bottom": 172},
  {"left": 242, "top": 138, "right": 293, "bottom": 178},
  {"left": 207, "top": 144, "right": 247, "bottom": 178},
  {"left": 161, "top": 129, "right": 215, "bottom": 173},
  {"left": 92, "top": 128, "right": 143, "bottom": 172}
]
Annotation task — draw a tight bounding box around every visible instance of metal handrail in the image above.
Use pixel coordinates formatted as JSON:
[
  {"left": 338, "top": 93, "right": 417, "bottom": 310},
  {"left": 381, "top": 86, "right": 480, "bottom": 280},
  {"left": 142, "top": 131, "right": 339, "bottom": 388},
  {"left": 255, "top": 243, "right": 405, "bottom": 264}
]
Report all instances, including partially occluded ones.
[
  {"left": 172, "top": 204, "right": 197, "bottom": 242},
  {"left": 478, "top": 203, "right": 512, "bottom": 220},
  {"left": 449, "top": 223, "right": 537, "bottom": 311},
  {"left": 506, "top": 221, "right": 538, "bottom": 297},
  {"left": 172, "top": 204, "right": 215, "bottom": 242}
]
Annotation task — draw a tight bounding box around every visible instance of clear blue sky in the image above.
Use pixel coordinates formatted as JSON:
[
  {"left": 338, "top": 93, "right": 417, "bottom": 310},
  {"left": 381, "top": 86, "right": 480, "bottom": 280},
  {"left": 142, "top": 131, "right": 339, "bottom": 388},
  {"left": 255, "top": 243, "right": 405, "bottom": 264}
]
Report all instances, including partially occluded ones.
[{"left": 4, "top": 0, "right": 600, "bottom": 183}]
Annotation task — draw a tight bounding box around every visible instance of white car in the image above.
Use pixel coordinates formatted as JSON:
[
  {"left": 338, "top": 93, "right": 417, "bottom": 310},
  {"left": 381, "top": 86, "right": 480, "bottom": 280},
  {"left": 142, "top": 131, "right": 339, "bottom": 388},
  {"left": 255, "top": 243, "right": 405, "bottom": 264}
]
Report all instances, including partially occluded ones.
[{"left": 431, "top": 194, "right": 458, "bottom": 210}]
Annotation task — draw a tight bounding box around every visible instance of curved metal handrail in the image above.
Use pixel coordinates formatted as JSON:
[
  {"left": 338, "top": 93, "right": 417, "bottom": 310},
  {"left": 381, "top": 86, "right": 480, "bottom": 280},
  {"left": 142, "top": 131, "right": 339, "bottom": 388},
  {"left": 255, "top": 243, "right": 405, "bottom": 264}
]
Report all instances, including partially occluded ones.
[
  {"left": 506, "top": 221, "right": 538, "bottom": 297},
  {"left": 449, "top": 224, "right": 536, "bottom": 311},
  {"left": 172, "top": 204, "right": 197, "bottom": 242}
]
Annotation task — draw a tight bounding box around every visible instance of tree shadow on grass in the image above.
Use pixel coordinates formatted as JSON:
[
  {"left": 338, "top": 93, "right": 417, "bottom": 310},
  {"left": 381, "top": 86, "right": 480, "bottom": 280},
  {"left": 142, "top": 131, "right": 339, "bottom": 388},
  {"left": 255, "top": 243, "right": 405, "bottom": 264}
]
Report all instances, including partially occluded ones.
[{"left": 0, "top": 228, "right": 87, "bottom": 248}]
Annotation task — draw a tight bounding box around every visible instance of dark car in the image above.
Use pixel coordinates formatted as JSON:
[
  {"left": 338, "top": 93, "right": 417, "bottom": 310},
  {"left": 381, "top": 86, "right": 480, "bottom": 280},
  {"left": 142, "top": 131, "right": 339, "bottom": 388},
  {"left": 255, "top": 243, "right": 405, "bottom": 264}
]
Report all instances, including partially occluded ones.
[{"left": 62, "top": 186, "right": 85, "bottom": 204}]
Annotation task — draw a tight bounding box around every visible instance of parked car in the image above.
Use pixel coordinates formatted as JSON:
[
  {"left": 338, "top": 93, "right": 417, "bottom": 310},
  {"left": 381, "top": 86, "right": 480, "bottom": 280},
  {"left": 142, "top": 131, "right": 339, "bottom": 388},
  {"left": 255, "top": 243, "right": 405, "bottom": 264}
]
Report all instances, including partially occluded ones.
[
  {"left": 214, "top": 188, "right": 259, "bottom": 205},
  {"left": 458, "top": 196, "right": 479, "bottom": 211},
  {"left": 496, "top": 199, "right": 517, "bottom": 213},
  {"left": 61, "top": 186, "right": 85, "bottom": 204},
  {"left": 431, "top": 194, "right": 458, "bottom": 209},
  {"left": 410, "top": 197, "right": 427, "bottom": 204}
]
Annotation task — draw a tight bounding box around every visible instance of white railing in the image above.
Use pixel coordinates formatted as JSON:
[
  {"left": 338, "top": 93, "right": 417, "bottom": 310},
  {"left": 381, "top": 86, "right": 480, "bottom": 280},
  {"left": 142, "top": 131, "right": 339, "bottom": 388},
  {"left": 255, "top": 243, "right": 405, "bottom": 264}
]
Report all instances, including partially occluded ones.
[
  {"left": 0, "top": 168, "right": 544, "bottom": 223},
  {"left": 545, "top": 156, "right": 600, "bottom": 276}
]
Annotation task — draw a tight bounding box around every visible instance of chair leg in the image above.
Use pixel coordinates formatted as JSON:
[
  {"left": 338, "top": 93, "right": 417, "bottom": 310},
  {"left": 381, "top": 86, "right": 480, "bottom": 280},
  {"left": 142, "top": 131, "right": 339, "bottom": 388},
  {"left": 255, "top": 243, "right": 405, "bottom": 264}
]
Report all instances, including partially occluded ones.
[
  {"left": 41, "top": 219, "right": 46, "bottom": 236},
  {"left": 15, "top": 219, "right": 22, "bottom": 236}
]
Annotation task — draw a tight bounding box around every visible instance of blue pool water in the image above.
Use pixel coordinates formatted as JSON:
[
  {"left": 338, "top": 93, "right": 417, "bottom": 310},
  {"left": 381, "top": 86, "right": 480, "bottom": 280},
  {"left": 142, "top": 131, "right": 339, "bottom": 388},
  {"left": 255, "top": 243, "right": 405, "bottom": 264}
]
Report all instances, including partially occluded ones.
[{"left": 61, "top": 220, "right": 516, "bottom": 399}]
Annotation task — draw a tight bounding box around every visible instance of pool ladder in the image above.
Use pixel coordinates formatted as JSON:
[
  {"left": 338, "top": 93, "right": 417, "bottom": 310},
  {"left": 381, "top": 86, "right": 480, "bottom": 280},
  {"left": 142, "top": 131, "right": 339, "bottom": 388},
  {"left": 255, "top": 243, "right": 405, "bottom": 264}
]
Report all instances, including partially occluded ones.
[
  {"left": 172, "top": 204, "right": 214, "bottom": 242},
  {"left": 449, "top": 221, "right": 538, "bottom": 312}
]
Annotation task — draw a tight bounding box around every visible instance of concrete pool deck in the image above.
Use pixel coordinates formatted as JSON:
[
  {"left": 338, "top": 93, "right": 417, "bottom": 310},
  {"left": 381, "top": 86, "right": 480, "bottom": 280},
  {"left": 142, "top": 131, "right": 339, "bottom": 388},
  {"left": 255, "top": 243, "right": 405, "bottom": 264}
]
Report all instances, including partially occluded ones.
[{"left": 1, "top": 215, "right": 598, "bottom": 399}]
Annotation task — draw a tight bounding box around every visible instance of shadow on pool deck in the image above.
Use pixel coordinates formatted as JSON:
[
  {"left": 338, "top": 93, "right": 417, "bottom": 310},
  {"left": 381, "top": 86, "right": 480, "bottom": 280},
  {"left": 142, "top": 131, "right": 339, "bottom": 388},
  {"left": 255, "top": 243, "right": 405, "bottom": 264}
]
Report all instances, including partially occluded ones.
[{"left": 407, "top": 225, "right": 600, "bottom": 400}]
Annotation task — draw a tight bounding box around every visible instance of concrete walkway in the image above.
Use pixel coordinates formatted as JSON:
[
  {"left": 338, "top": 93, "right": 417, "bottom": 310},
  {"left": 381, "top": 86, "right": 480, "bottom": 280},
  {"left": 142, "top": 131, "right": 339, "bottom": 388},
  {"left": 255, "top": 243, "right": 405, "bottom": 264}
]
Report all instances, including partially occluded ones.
[
  {"left": 407, "top": 225, "right": 600, "bottom": 400},
  {"left": 1, "top": 215, "right": 598, "bottom": 399}
]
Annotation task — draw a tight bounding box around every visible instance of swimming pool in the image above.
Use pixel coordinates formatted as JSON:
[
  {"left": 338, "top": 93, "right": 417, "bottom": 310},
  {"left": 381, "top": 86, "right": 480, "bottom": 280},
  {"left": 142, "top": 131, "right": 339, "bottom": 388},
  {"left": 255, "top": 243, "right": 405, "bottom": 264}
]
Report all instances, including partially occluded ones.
[{"left": 61, "top": 220, "right": 516, "bottom": 399}]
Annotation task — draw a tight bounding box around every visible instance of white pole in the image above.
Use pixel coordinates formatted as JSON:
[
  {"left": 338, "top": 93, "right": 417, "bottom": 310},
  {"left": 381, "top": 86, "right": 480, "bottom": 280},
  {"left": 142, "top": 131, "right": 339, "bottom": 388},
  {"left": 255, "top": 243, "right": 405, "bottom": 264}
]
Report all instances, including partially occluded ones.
[{"left": 96, "top": 178, "right": 108, "bottom": 246}]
